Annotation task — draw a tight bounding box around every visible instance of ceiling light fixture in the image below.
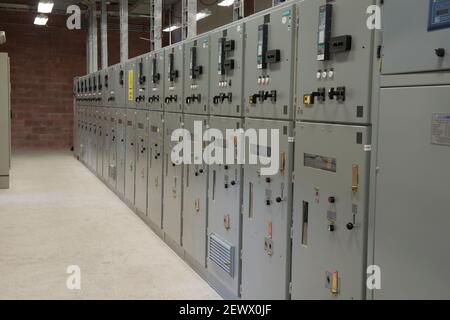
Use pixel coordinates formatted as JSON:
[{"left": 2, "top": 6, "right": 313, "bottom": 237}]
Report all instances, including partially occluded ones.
[
  {"left": 34, "top": 14, "right": 49, "bottom": 26},
  {"left": 218, "top": 0, "right": 235, "bottom": 7},
  {"left": 37, "top": 1, "right": 54, "bottom": 14},
  {"left": 163, "top": 25, "right": 181, "bottom": 32},
  {"left": 196, "top": 10, "right": 211, "bottom": 21}
]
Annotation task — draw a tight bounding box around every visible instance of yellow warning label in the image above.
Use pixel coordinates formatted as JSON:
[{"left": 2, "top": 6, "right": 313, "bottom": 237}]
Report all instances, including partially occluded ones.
[{"left": 128, "top": 70, "right": 134, "bottom": 101}]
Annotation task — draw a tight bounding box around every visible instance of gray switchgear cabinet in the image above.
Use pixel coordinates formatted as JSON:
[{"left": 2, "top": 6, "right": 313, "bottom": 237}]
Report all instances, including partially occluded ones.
[
  {"left": 371, "top": 0, "right": 450, "bottom": 300},
  {"left": 183, "top": 35, "right": 210, "bottom": 115},
  {"left": 125, "top": 109, "right": 137, "bottom": 206},
  {"left": 116, "top": 109, "right": 127, "bottom": 197},
  {"left": 297, "top": 0, "right": 376, "bottom": 125},
  {"left": 373, "top": 85, "right": 450, "bottom": 299},
  {"left": 148, "top": 49, "right": 165, "bottom": 112},
  {"left": 244, "top": 4, "right": 297, "bottom": 120},
  {"left": 89, "top": 108, "right": 98, "bottom": 171},
  {"left": 96, "top": 108, "right": 104, "bottom": 177},
  {"left": 207, "top": 116, "right": 244, "bottom": 298},
  {"left": 382, "top": 0, "right": 450, "bottom": 74},
  {"left": 117, "top": 63, "right": 127, "bottom": 108},
  {"left": 103, "top": 67, "right": 115, "bottom": 108},
  {"left": 291, "top": 122, "right": 371, "bottom": 300},
  {"left": 135, "top": 110, "right": 149, "bottom": 215},
  {"left": 134, "top": 54, "right": 150, "bottom": 110},
  {"left": 108, "top": 110, "right": 118, "bottom": 189},
  {"left": 210, "top": 23, "right": 245, "bottom": 118},
  {"left": 163, "top": 112, "right": 184, "bottom": 247},
  {"left": 241, "top": 118, "right": 294, "bottom": 299},
  {"left": 102, "top": 108, "right": 110, "bottom": 182},
  {"left": 164, "top": 44, "right": 184, "bottom": 113},
  {"left": 182, "top": 114, "right": 209, "bottom": 268},
  {"left": 147, "top": 111, "right": 164, "bottom": 229}
]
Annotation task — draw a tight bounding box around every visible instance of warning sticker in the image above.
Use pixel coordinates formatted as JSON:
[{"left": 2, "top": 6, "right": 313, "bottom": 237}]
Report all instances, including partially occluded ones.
[
  {"left": 128, "top": 70, "right": 134, "bottom": 101},
  {"left": 431, "top": 113, "right": 450, "bottom": 146}
]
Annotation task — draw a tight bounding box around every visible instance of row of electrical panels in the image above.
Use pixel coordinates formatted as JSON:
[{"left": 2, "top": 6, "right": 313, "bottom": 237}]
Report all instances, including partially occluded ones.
[
  {"left": 74, "top": 103, "right": 373, "bottom": 300},
  {"left": 73, "top": 0, "right": 450, "bottom": 300},
  {"left": 74, "top": 0, "right": 379, "bottom": 125}
]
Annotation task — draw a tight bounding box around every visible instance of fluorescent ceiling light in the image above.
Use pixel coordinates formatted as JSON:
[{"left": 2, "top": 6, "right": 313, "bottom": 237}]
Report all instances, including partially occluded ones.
[
  {"left": 37, "top": 1, "right": 54, "bottom": 14},
  {"left": 196, "top": 10, "right": 211, "bottom": 21},
  {"left": 0, "top": 31, "right": 5, "bottom": 45},
  {"left": 34, "top": 15, "right": 48, "bottom": 26},
  {"left": 163, "top": 25, "right": 181, "bottom": 32},
  {"left": 218, "top": 0, "right": 235, "bottom": 6}
]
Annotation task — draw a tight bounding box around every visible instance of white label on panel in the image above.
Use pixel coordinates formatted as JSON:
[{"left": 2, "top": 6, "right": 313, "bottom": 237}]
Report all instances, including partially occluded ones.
[{"left": 431, "top": 113, "right": 450, "bottom": 146}]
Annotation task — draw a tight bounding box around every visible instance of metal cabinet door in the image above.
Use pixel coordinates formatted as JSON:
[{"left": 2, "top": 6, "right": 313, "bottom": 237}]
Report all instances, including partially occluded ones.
[
  {"left": 182, "top": 114, "right": 208, "bottom": 267},
  {"left": 115, "top": 63, "right": 126, "bottom": 108},
  {"left": 162, "top": 112, "right": 184, "bottom": 245},
  {"left": 183, "top": 35, "right": 210, "bottom": 115},
  {"left": 90, "top": 108, "right": 98, "bottom": 171},
  {"left": 96, "top": 109, "right": 104, "bottom": 176},
  {"left": 135, "top": 54, "right": 150, "bottom": 110},
  {"left": 210, "top": 23, "right": 245, "bottom": 117},
  {"left": 164, "top": 44, "right": 184, "bottom": 113},
  {"left": 207, "top": 116, "right": 243, "bottom": 298},
  {"left": 244, "top": 4, "right": 296, "bottom": 120},
  {"left": 148, "top": 50, "right": 165, "bottom": 112},
  {"left": 125, "top": 109, "right": 137, "bottom": 205},
  {"left": 135, "top": 110, "right": 149, "bottom": 215},
  {"left": 374, "top": 85, "right": 450, "bottom": 299},
  {"left": 241, "top": 119, "right": 293, "bottom": 299},
  {"left": 147, "top": 111, "right": 164, "bottom": 228},
  {"left": 102, "top": 108, "right": 110, "bottom": 181},
  {"left": 116, "top": 109, "right": 127, "bottom": 196},
  {"left": 382, "top": 0, "right": 450, "bottom": 74},
  {"left": 297, "top": 0, "right": 375, "bottom": 124},
  {"left": 108, "top": 110, "right": 118, "bottom": 189},
  {"left": 291, "top": 122, "right": 371, "bottom": 300}
]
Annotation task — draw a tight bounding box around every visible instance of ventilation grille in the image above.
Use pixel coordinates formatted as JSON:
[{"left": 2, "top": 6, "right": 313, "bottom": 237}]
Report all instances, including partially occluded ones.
[{"left": 209, "top": 233, "right": 234, "bottom": 277}]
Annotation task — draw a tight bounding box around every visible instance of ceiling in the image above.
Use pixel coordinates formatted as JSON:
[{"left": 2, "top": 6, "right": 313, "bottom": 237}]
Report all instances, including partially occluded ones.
[{"left": 0, "top": 0, "right": 181, "bottom": 16}]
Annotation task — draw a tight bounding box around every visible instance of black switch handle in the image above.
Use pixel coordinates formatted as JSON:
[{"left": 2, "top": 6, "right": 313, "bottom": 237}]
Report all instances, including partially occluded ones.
[{"left": 435, "top": 48, "right": 446, "bottom": 58}]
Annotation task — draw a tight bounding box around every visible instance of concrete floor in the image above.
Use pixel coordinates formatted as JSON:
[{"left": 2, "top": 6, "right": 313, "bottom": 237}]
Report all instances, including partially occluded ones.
[{"left": 0, "top": 150, "right": 221, "bottom": 300}]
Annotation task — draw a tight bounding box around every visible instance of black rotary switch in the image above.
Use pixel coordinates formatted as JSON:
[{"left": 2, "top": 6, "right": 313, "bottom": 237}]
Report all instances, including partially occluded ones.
[
  {"left": 435, "top": 48, "right": 446, "bottom": 58},
  {"left": 276, "top": 197, "right": 282, "bottom": 203},
  {"left": 224, "top": 165, "right": 229, "bottom": 170},
  {"left": 230, "top": 181, "right": 236, "bottom": 186},
  {"left": 265, "top": 177, "right": 271, "bottom": 183},
  {"left": 328, "top": 196, "right": 336, "bottom": 204},
  {"left": 199, "top": 169, "right": 204, "bottom": 174},
  {"left": 346, "top": 223, "right": 354, "bottom": 230}
]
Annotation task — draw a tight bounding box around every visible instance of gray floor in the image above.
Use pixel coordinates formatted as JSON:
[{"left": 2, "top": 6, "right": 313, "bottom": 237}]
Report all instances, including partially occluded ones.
[{"left": 0, "top": 150, "right": 221, "bottom": 300}]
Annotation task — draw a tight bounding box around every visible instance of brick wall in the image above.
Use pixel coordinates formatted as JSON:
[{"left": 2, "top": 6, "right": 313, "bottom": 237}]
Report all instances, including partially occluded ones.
[{"left": 0, "top": 10, "right": 150, "bottom": 149}]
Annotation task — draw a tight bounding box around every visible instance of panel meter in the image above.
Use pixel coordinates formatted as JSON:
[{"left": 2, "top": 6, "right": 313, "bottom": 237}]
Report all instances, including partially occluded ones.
[{"left": 428, "top": 0, "right": 450, "bottom": 31}]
